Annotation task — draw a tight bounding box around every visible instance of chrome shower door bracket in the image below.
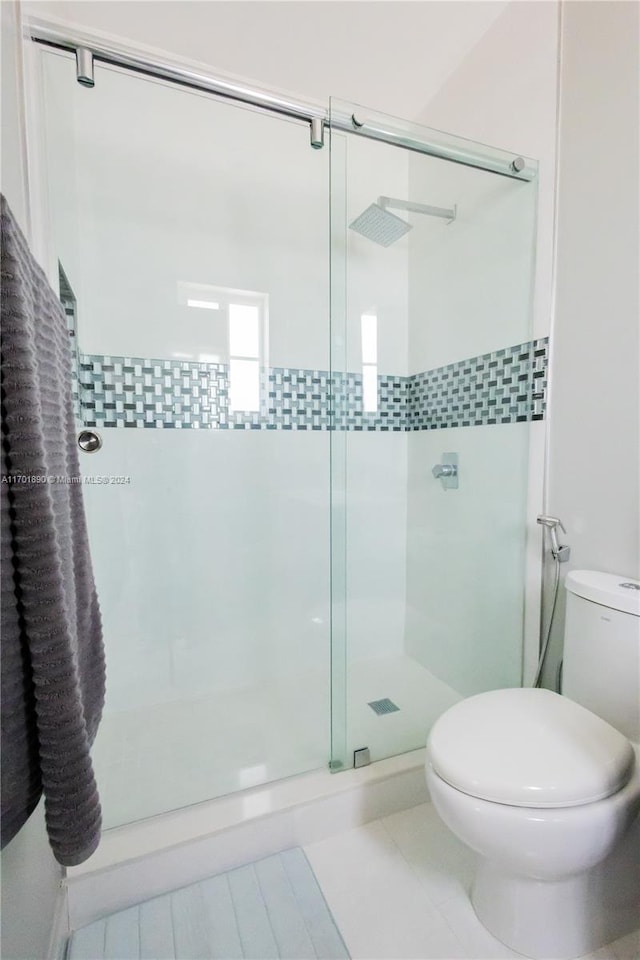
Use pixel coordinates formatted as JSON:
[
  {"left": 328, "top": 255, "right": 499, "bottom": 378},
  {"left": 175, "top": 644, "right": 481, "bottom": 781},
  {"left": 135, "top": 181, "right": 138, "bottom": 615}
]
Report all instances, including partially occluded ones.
[
  {"left": 432, "top": 452, "right": 458, "bottom": 490},
  {"left": 310, "top": 117, "right": 324, "bottom": 149}
]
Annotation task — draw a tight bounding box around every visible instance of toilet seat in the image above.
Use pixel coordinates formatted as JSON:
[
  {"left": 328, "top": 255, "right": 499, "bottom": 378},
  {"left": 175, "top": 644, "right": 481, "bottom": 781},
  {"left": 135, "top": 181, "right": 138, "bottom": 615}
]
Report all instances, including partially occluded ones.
[{"left": 427, "top": 688, "right": 635, "bottom": 808}]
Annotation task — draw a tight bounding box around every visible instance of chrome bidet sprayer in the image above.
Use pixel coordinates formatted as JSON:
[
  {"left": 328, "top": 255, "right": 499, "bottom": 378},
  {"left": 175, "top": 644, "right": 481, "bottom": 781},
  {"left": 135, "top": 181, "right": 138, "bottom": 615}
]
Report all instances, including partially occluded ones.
[
  {"left": 534, "top": 516, "right": 571, "bottom": 688},
  {"left": 537, "top": 515, "right": 571, "bottom": 563}
]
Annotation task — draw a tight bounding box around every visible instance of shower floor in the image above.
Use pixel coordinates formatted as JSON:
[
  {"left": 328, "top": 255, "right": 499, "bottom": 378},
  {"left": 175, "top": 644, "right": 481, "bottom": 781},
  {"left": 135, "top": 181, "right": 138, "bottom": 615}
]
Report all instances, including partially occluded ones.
[{"left": 93, "top": 655, "right": 461, "bottom": 829}]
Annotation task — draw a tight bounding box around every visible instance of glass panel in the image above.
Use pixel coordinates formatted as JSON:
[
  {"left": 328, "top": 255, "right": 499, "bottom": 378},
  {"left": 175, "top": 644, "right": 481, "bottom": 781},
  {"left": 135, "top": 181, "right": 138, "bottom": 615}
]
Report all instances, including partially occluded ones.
[
  {"left": 40, "top": 48, "right": 330, "bottom": 827},
  {"left": 329, "top": 98, "right": 538, "bottom": 769}
]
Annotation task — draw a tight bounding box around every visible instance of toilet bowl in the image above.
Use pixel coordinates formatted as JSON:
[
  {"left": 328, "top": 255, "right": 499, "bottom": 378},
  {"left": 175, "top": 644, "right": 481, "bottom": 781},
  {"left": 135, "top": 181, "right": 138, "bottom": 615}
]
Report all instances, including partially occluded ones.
[
  {"left": 426, "top": 689, "right": 640, "bottom": 959},
  {"left": 425, "top": 572, "right": 640, "bottom": 960}
]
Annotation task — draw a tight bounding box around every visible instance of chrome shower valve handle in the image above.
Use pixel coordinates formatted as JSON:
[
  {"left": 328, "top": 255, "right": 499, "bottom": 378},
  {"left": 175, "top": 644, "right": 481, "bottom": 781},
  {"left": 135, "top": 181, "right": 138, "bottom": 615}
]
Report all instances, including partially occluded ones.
[
  {"left": 432, "top": 453, "right": 459, "bottom": 490},
  {"left": 432, "top": 463, "right": 456, "bottom": 479}
]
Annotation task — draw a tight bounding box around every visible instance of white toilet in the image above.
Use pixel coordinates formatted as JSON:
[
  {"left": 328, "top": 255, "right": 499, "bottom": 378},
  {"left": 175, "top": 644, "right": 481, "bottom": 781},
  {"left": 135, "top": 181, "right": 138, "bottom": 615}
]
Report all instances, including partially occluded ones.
[{"left": 426, "top": 570, "right": 640, "bottom": 960}]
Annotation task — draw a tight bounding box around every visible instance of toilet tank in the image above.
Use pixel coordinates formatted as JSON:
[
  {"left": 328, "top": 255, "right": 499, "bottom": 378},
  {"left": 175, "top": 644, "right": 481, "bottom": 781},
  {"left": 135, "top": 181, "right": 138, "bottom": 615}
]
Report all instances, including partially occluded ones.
[{"left": 563, "top": 570, "right": 640, "bottom": 742}]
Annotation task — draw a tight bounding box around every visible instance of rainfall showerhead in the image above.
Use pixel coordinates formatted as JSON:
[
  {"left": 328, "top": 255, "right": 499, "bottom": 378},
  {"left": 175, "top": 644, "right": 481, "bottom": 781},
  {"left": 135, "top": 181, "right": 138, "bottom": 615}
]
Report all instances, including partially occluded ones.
[
  {"left": 348, "top": 196, "right": 456, "bottom": 247},
  {"left": 349, "top": 203, "right": 412, "bottom": 248}
]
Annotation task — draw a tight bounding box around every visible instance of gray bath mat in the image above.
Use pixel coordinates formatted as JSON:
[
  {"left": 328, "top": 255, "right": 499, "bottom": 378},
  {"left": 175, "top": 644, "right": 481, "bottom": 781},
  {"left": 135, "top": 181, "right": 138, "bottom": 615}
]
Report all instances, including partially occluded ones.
[{"left": 67, "top": 848, "right": 349, "bottom": 959}]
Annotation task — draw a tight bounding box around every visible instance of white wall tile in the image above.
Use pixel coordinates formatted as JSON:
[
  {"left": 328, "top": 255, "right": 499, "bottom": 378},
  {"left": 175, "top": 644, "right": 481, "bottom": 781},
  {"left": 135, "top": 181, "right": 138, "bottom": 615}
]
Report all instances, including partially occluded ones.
[
  {"left": 342, "top": 433, "right": 408, "bottom": 664},
  {"left": 404, "top": 424, "right": 529, "bottom": 695}
]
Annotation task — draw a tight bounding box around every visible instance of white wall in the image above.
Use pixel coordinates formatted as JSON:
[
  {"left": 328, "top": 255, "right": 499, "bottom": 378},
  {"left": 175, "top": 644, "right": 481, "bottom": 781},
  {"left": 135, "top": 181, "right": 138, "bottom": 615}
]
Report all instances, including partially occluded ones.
[
  {"left": 414, "top": 0, "right": 559, "bottom": 345},
  {"left": 24, "top": 1, "right": 509, "bottom": 119},
  {"left": 406, "top": 0, "right": 560, "bottom": 687},
  {"left": 407, "top": 152, "right": 537, "bottom": 372},
  {"left": 1, "top": 5, "right": 63, "bottom": 959},
  {"left": 1, "top": 802, "right": 64, "bottom": 960},
  {"left": 543, "top": 0, "right": 640, "bottom": 686},
  {"left": 1, "top": 0, "right": 29, "bottom": 227}
]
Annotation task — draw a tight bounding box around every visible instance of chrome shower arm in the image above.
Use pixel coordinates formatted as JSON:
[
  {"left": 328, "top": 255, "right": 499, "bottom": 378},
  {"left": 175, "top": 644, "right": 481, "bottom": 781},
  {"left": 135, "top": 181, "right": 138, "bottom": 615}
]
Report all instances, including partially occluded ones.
[{"left": 378, "top": 196, "right": 456, "bottom": 222}]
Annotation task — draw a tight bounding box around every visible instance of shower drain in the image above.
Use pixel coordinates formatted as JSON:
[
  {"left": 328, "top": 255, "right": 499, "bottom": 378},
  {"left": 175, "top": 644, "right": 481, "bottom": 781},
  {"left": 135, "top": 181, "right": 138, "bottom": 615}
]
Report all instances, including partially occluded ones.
[{"left": 368, "top": 698, "right": 400, "bottom": 716}]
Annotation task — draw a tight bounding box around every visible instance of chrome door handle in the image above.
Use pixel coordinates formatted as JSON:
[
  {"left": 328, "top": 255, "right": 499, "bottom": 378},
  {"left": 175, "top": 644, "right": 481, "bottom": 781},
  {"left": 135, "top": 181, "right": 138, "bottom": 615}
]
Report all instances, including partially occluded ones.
[{"left": 78, "top": 430, "right": 102, "bottom": 453}]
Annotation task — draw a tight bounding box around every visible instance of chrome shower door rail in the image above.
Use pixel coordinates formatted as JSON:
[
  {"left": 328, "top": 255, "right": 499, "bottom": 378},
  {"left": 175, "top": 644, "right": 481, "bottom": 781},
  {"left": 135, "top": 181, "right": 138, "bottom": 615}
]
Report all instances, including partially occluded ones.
[
  {"left": 28, "top": 18, "right": 537, "bottom": 181},
  {"left": 28, "top": 19, "right": 326, "bottom": 125}
]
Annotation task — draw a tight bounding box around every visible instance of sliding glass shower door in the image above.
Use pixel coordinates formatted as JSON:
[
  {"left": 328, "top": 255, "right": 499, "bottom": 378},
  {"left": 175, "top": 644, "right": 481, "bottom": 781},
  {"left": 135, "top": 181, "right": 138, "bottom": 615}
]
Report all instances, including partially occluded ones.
[
  {"left": 329, "top": 100, "right": 541, "bottom": 770},
  {"left": 40, "top": 49, "right": 332, "bottom": 827},
  {"left": 39, "top": 43, "right": 542, "bottom": 821}
]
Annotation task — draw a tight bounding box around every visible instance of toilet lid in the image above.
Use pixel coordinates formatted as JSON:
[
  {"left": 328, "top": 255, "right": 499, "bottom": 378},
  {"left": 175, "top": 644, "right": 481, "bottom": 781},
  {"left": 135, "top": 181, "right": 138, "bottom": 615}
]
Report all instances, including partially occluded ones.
[{"left": 427, "top": 688, "right": 635, "bottom": 807}]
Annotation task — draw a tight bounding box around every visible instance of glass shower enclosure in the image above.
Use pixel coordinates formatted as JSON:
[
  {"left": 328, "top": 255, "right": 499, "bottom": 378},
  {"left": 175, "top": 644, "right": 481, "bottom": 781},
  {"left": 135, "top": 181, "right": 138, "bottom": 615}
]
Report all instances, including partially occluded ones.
[{"left": 37, "top": 42, "right": 539, "bottom": 830}]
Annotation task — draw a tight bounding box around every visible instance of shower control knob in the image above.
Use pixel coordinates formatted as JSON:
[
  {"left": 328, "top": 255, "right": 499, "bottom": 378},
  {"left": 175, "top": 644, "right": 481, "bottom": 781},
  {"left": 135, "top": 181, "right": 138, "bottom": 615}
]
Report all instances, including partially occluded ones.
[
  {"left": 432, "top": 453, "right": 459, "bottom": 490},
  {"left": 78, "top": 430, "right": 102, "bottom": 453},
  {"left": 432, "top": 463, "right": 457, "bottom": 479}
]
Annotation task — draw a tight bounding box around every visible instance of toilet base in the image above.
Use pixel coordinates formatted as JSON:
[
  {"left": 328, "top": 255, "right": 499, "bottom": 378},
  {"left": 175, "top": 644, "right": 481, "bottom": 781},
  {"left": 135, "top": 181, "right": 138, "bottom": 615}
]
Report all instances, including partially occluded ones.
[
  {"left": 471, "top": 816, "right": 640, "bottom": 960},
  {"left": 472, "top": 861, "right": 602, "bottom": 959}
]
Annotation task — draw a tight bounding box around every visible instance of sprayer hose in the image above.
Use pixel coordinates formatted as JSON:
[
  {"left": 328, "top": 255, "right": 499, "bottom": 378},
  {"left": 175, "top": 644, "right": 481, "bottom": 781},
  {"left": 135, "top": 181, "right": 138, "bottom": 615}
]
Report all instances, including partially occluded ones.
[{"left": 533, "top": 554, "right": 561, "bottom": 689}]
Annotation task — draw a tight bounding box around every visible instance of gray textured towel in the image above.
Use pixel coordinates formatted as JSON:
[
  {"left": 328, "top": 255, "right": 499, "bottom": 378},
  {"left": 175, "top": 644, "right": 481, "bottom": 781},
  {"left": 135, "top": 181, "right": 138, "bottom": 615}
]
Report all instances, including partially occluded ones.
[{"left": 1, "top": 195, "right": 105, "bottom": 866}]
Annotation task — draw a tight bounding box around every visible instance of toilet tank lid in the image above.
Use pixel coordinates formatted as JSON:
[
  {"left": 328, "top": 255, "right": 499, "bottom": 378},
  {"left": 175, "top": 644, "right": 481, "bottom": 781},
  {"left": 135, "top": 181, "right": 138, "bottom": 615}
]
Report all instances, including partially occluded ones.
[
  {"left": 427, "top": 688, "right": 635, "bottom": 808},
  {"left": 566, "top": 570, "right": 640, "bottom": 616}
]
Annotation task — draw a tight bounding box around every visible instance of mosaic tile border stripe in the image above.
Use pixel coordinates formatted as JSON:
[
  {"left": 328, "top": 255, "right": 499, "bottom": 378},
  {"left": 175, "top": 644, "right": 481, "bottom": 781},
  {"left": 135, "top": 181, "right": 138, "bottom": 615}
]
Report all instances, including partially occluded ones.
[
  {"left": 408, "top": 338, "right": 548, "bottom": 430},
  {"left": 59, "top": 264, "right": 81, "bottom": 419},
  {"left": 75, "top": 338, "right": 548, "bottom": 431}
]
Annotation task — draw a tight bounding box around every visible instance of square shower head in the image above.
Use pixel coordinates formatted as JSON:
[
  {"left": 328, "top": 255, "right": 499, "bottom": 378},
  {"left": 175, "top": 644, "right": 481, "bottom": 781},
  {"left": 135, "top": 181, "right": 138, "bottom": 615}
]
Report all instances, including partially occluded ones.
[{"left": 348, "top": 202, "right": 413, "bottom": 247}]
